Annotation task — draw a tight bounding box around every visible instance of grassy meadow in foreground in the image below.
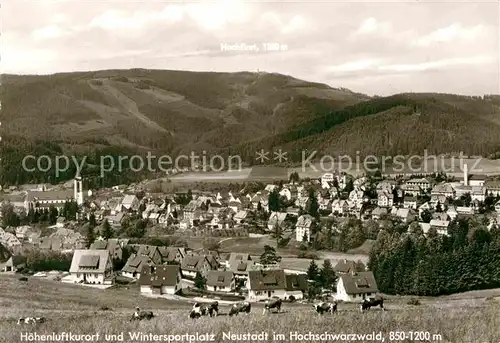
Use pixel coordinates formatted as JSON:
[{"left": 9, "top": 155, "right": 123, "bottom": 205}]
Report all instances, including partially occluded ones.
[{"left": 1, "top": 275, "right": 499, "bottom": 343}]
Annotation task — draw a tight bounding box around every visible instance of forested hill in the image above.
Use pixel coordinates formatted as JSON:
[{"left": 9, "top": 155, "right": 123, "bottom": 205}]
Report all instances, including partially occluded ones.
[
  {"left": 1, "top": 69, "right": 500, "bottom": 186},
  {"left": 232, "top": 93, "right": 500, "bottom": 160}
]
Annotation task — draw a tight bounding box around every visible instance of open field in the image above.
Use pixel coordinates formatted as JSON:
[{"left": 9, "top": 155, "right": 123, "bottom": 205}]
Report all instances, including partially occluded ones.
[
  {"left": 165, "top": 157, "right": 500, "bottom": 184},
  {"left": 1, "top": 275, "right": 500, "bottom": 343}
]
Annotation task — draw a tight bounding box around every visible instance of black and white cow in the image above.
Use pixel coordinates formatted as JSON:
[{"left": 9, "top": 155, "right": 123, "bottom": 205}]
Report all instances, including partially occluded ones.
[
  {"left": 189, "top": 306, "right": 202, "bottom": 319},
  {"left": 263, "top": 298, "right": 282, "bottom": 315},
  {"left": 130, "top": 307, "right": 155, "bottom": 321},
  {"left": 228, "top": 302, "right": 251, "bottom": 316},
  {"left": 17, "top": 317, "right": 46, "bottom": 325},
  {"left": 313, "top": 302, "right": 337, "bottom": 315},
  {"left": 360, "top": 297, "right": 384, "bottom": 312},
  {"left": 206, "top": 301, "right": 219, "bottom": 317}
]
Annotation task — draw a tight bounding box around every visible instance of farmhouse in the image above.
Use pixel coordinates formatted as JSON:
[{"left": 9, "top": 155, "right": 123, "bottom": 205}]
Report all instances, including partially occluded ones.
[
  {"left": 206, "top": 270, "right": 235, "bottom": 292},
  {"left": 247, "top": 269, "right": 287, "bottom": 301},
  {"left": 335, "top": 271, "right": 378, "bottom": 302},
  {"left": 139, "top": 265, "right": 182, "bottom": 295},
  {"left": 69, "top": 250, "right": 114, "bottom": 285}
]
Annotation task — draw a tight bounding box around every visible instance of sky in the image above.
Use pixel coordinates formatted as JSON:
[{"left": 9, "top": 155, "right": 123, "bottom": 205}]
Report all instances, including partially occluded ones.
[{"left": 1, "top": 0, "right": 499, "bottom": 96}]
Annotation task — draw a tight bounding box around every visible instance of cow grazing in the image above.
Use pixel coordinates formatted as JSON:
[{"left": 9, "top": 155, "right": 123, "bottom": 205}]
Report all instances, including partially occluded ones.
[
  {"left": 228, "top": 302, "right": 251, "bottom": 316},
  {"left": 263, "top": 298, "right": 282, "bottom": 315},
  {"left": 313, "top": 302, "right": 337, "bottom": 315},
  {"left": 189, "top": 303, "right": 203, "bottom": 319},
  {"left": 130, "top": 307, "right": 155, "bottom": 321},
  {"left": 18, "top": 277, "right": 28, "bottom": 282},
  {"left": 360, "top": 297, "right": 385, "bottom": 312},
  {"left": 17, "top": 317, "right": 46, "bottom": 325},
  {"left": 206, "top": 301, "right": 219, "bottom": 317}
]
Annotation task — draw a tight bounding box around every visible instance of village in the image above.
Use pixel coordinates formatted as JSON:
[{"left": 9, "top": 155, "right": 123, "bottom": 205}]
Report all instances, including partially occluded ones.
[{"left": 1, "top": 164, "right": 500, "bottom": 305}]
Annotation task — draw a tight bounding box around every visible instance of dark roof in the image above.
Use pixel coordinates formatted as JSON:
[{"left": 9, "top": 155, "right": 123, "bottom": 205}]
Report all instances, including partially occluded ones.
[
  {"left": 159, "top": 247, "right": 185, "bottom": 262},
  {"left": 285, "top": 274, "right": 307, "bottom": 291},
  {"left": 79, "top": 255, "right": 100, "bottom": 268},
  {"left": 228, "top": 252, "right": 251, "bottom": 271},
  {"left": 339, "top": 271, "right": 378, "bottom": 295},
  {"left": 206, "top": 270, "right": 234, "bottom": 287},
  {"left": 137, "top": 245, "right": 159, "bottom": 258},
  {"left": 90, "top": 240, "right": 108, "bottom": 250},
  {"left": 181, "top": 255, "right": 206, "bottom": 271},
  {"left": 122, "top": 254, "right": 152, "bottom": 273},
  {"left": 138, "top": 265, "right": 181, "bottom": 287},
  {"left": 469, "top": 175, "right": 486, "bottom": 180},
  {"left": 248, "top": 270, "right": 286, "bottom": 291},
  {"left": 334, "top": 259, "right": 357, "bottom": 273}
]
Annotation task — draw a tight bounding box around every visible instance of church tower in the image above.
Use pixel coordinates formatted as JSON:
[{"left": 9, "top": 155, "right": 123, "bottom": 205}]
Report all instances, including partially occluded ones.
[{"left": 74, "top": 176, "right": 84, "bottom": 205}]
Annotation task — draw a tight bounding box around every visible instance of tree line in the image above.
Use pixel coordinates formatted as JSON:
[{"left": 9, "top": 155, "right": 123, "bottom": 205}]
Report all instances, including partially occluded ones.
[{"left": 369, "top": 218, "right": 500, "bottom": 296}]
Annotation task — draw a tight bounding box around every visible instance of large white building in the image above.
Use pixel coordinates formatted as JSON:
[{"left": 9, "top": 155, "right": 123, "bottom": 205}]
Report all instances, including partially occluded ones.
[{"left": 24, "top": 176, "right": 85, "bottom": 211}]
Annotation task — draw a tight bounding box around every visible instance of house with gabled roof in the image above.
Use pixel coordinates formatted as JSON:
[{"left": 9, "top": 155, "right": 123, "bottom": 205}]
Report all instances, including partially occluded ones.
[
  {"left": 393, "top": 208, "right": 416, "bottom": 223},
  {"left": 68, "top": 250, "right": 114, "bottom": 285},
  {"left": 121, "top": 194, "right": 139, "bottom": 211},
  {"left": 335, "top": 271, "right": 378, "bottom": 302},
  {"left": 228, "top": 253, "right": 251, "bottom": 269},
  {"left": 90, "top": 238, "right": 129, "bottom": 261},
  {"left": 0, "top": 255, "right": 26, "bottom": 273},
  {"left": 158, "top": 246, "right": 186, "bottom": 265},
  {"left": 403, "top": 196, "right": 418, "bottom": 209},
  {"left": 377, "top": 191, "right": 394, "bottom": 208},
  {"left": 139, "top": 265, "right": 182, "bottom": 295},
  {"left": 121, "top": 253, "right": 154, "bottom": 279},
  {"left": 429, "top": 219, "right": 450, "bottom": 235},
  {"left": 247, "top": 269, "right": 288, "bottom": 301},
  {"left": 267, "top": 212, "right": 287, "bottom": 231},
  {"left": 331, "top": 199, "right": 349, "bottom": 215},
  {"left": 334, "top": 259, "right": 357, "bottom": 274},
  {"left": 233, "top": 210, "right": 248, "bottom": 224},
  {"left": 206, "top": 270, "right": 235, "bottom": 292},
  {"left": 180, "top": 255, "right": 215, "bottom": 278},
  {"left": 134, "top": 245, "right": 162, "bottom": 263},
  {"left": 431, "top": 183, "right": 455, "bottom": 198}
]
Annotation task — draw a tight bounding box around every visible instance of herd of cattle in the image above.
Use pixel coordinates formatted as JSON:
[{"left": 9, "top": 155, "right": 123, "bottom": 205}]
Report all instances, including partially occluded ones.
[
  {"left": 17, "top": 297, "right": 385, "bottom": 325},
  {"left": 128, "top": 297, "right": 385, "bottom": 322}
]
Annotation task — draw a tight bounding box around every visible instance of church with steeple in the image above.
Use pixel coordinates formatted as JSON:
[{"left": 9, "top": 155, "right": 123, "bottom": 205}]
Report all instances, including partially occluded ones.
[{"left": 24, "top": 175, "right": 85, "bottom": 211}]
